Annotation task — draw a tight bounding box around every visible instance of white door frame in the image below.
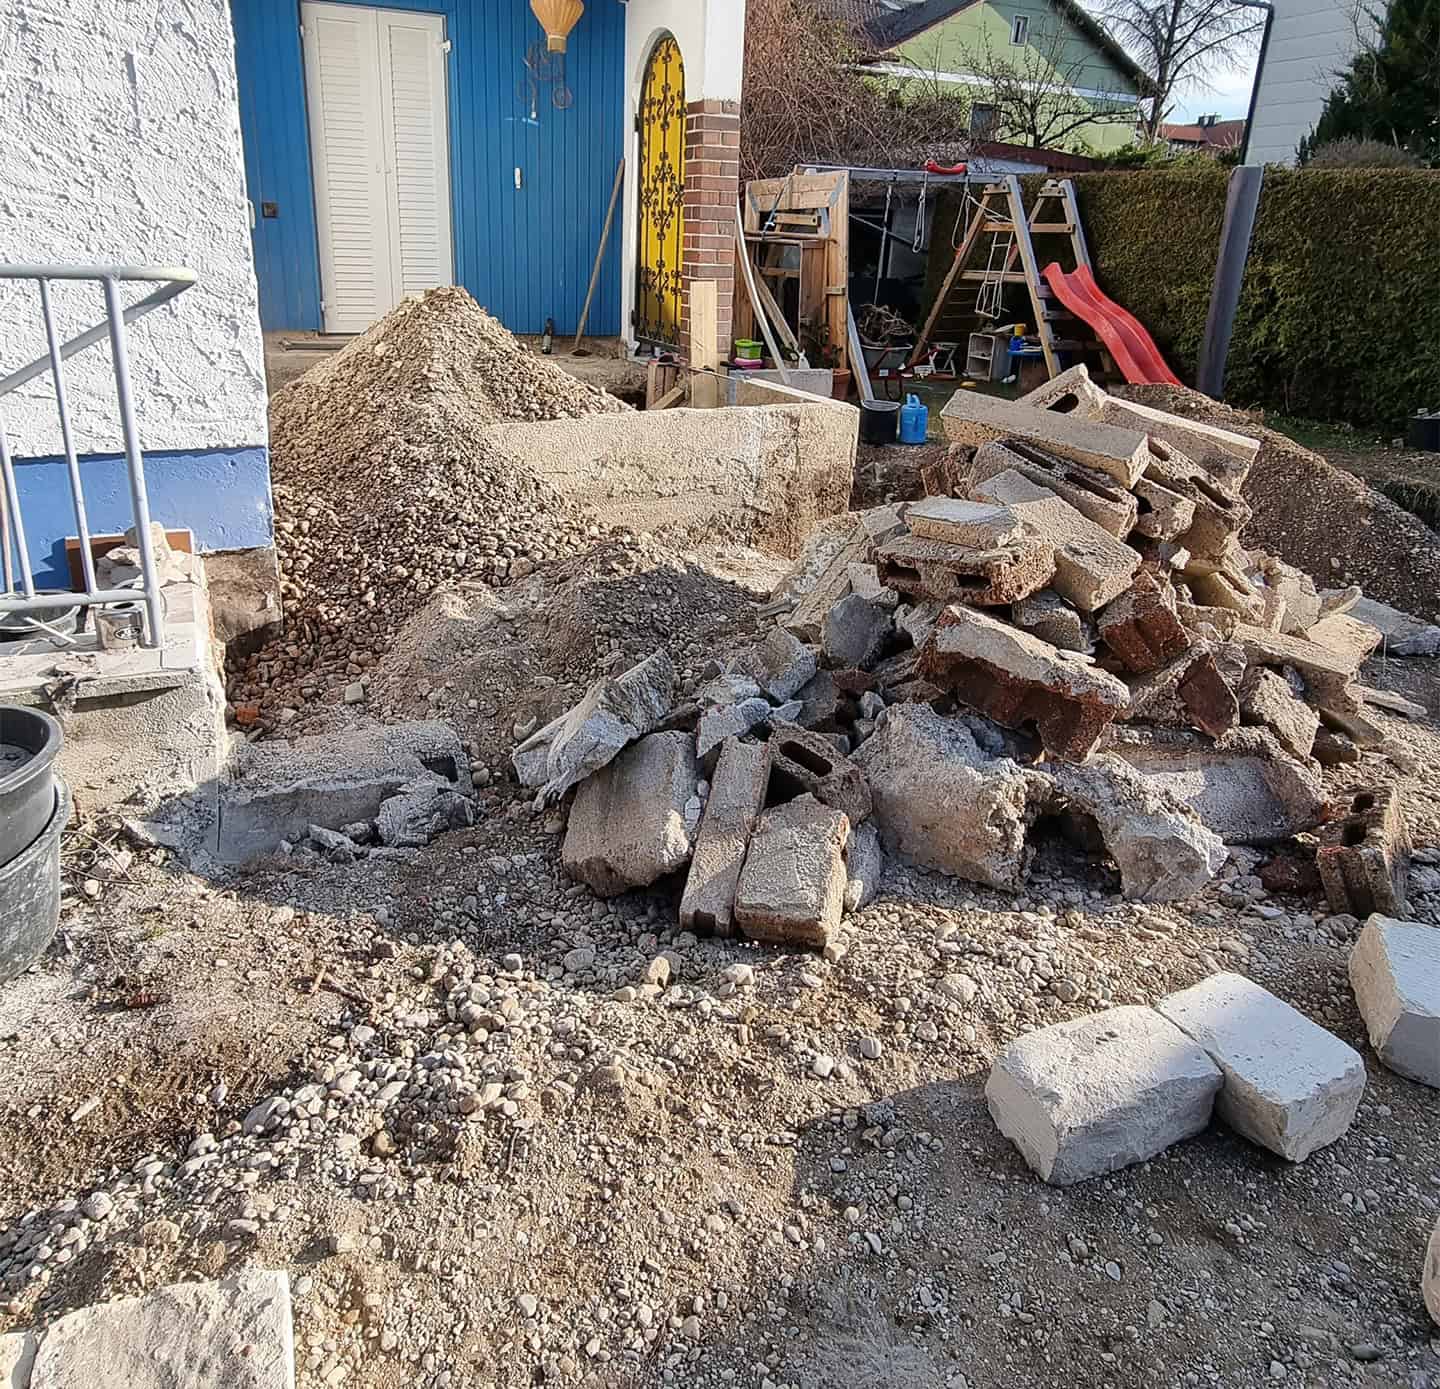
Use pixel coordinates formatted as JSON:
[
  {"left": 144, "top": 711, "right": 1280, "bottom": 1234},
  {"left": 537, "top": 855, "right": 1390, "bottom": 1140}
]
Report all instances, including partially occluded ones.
[{"left": 302, "top": 1, "right": 453, "bottom": 334}]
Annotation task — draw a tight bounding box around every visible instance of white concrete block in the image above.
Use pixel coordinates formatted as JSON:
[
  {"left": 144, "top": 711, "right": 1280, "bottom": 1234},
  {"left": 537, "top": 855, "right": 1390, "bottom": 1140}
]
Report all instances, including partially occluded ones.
[
  {"left": 1425, "top": 1217, "right": 1440, "bottom": 1327},
  {"left": 1156, "top": 973, "right": 1365, "bottom": 1162},
  {"left": 1, "top": 1331, "right": 37, "bottom": 1389},
  {"left": 29, "top": 1270, "right": 293, "bottom": 1388},
  {"left": 985, "top": 1006, "right": 1221, "bottom": 1186},
  {"left": 1350, "top": 915, "right": 1440, "bottom": 1088}
]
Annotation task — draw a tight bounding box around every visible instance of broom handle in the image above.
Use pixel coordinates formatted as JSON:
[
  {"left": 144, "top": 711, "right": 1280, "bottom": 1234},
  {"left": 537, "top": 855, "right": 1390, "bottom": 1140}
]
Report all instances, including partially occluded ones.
[{"left": 572, "top": 157, "right": 625, "bottom": 352}]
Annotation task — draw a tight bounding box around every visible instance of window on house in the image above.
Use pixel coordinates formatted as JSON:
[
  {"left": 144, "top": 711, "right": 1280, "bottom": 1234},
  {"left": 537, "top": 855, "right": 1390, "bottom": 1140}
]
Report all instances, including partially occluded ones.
[
  {"left": 1010, "top": 14, "right": 1029, "bottom": 44},
  {"left": 970, "top": 102, "right": 999, "bottom": 137}
]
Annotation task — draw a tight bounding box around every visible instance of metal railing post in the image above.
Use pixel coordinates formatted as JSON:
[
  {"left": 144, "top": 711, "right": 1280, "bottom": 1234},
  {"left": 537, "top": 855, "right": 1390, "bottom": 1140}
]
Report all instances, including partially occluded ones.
[
  {"left": 101, "top": 275, "right": 165, "bottom": 648},
  {"left": 0, "top": 415, "right": 37, "bottom": 600}
]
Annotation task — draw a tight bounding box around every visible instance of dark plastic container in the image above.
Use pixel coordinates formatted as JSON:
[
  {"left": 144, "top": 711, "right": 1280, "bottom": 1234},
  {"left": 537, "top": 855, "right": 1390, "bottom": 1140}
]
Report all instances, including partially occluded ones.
[
  {"left": 0, "top": 776, "right": 70, "bottom": 983},
  {"left": 0, "top": 705, "right": 63, "bottom": 864},
  {"left": 860, "top": 399, "right": 900, "bottom": 445},
  {"left": 1406, "top": 411, "right": 1440, "bottom": 453}
]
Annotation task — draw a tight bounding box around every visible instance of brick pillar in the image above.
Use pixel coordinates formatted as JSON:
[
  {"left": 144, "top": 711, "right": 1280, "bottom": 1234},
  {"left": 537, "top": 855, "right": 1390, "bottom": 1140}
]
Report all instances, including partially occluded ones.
[{"left": 680, "top": 98, "right": 740, "bottom": 363}]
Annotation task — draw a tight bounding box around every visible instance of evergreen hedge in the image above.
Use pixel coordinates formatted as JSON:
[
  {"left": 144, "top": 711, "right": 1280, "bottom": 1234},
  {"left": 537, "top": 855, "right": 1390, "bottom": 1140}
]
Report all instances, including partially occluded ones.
[{"left": 925, "top": 168, "right": 1440, "bottom": 431}]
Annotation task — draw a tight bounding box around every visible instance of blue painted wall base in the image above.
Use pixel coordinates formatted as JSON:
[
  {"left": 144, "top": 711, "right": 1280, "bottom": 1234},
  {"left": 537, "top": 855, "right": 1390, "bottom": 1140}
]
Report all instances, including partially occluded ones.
[{"left": 13, "top": 446, "right": 274, "bottom": 587}]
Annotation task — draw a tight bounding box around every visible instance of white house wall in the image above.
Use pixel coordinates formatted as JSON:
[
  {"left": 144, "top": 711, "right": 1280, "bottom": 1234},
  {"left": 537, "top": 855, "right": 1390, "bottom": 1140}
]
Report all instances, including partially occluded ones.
[
  {"left": 0, "top": 0, "right": 268, "bottom": 460},
  {"left": 620, "top": 0, "right": 747, "bottom": 349},
  {"left": 1246, "top": 0, "right": 1373, "bottom": 164}
]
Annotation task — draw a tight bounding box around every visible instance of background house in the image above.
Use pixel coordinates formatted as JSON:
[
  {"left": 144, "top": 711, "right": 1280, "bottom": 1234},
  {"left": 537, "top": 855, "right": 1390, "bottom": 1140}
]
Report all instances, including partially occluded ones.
[
  {"left": 1160, "top": 114, "right": 1246, "bottom": 155},
  {"left": 845, "top": 0, "right": 1152, "bottom": 152},
  {"left": 231, "top": 0, "right": 747, "bottom": 355},
  {"left": 1245, "top": 0, "right": 1373, "bottom": 163}
]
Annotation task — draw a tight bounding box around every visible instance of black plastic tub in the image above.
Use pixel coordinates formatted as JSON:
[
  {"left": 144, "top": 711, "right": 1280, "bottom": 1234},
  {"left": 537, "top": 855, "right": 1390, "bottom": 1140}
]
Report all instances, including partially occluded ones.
[
  {"left": 0, "top": 705, "right": 63, "bottom": 864},
  {"left": 0, "top": 776, "right": 71, "bottom": 983},
  {"left": 860, "top": 399, "right": 900, "bottom": 445}
]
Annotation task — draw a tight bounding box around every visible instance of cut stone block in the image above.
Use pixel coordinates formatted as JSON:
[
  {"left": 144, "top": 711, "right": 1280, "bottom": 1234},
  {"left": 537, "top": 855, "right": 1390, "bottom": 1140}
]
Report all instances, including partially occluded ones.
[
  {"left": 745, "top": 626, "right": 819, "bottom": 701},
  {"left": 562, "top": 732, "right": 698, "bottom": 897},
  {"left": 1349, "top": 914, "right": 1440, "bottom": 1088},
  {"left": 1155, "top": 972, "right": 1365, "bottom": 1161},
  {"left": 920, "top": 604, "right": 1130, "bottom": 762},
  {"left": 1049, "top": 755, "right": 1225, "bottom": 902},
  {"left": 985, "top": 1006, "right": 1222, "bottom": 1186},
  {"left": 1239, "top": 667, "right": 1320, "bottom": 762},
  {"left": 513, "top": 650, "right": 675, "bottom": 803},
  {"left": 875, "top": 533, "right": 1055, "bottom": 606},
  {"left": 1317, "top": 786, "right": 1410, "bottom": 918},
  {"left": 221, "top": 722, "right": 470, "bottom": 863},
  {"left": 941, "top": 386, "right": 1151, "bottom": 488},
  {"left": 1016, "top": 361, "right": 1109, "bottom": 417},
  {"left": 1105, "top": 725, "right": 1324, "bottom": 844},
  {"left": 852, "top": 704, "right": 1048, "bottom": 891},
  {"left": 1337, "top": 594, "right": 1440, "bottom": 657},
  {"left": 969, "top": 439, "right": 1138, "bottom": 538},
  {"left": 29, "top": 1270, "right": 294, "bottom": 1389},
  {"left": 1095, "top": 394, "right": 1260, "bottom": 488},
  {"left": 821, "top": 593, "right": 894, "bottom": 669},
  {"left": 905, "top": 497, "right": 1027, "bottom": 547},
  {"left": 843, "top": 817, "right": 884, "bottom": 913},
  {"left": 1011, "top": 589, "right": 1092, "bottom": 653},
  {"left": 734, "top": 795, "right": 849, "bottom": 949},
  {"left": 766, "top": 720, "right": 872, "bottom": 825},
  {"left": 1098, "top": 572, "right": 1191, "bottom": 674},
  {"left": 680, "top": 739, "right": 769, "bottom": 937},
  {"left": 971, "top": 473, "right": 1142, "bottom": 612}
]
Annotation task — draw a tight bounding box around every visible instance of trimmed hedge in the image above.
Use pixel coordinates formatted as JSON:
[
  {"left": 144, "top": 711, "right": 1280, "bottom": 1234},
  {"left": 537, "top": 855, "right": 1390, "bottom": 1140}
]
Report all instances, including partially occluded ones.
[{"left": 922, "top": 168, "right": 1440, "bottom": 431}]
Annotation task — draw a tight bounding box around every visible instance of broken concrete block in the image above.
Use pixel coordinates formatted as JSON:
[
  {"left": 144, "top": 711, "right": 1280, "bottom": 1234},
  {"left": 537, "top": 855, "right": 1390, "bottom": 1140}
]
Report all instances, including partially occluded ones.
[
  {"left": 1095, "top": 394, "right": 1260, "bottom": 488},
  {"left": 1016, "top": 361, "right": 1109, "bottom": 417},
  {"left": 1317, "top": 786, "right": 1410, "bottom": 918},
  {"left": 1349, "top": 914, "right": 1440, "bottom": 1088},
  {"left": 1125, "top": 643, "right": 1239, "bottom": 739},
  {"left": 1255, "top": 553, "right": 1322, "bottom": 635},
  {"left": 858, "top": 502, "right": 910, "bottom": 551},
  {"left": 1306, "top": 611, "right": 1383, "bottom": 670},
  {"left": 679, "top": 739, "right": 769, "bottom": 937},
  {"left": 985, "top": 1006, "right": 1222, "bottom": 1186},
  {"left": 792, "top": 670, "right": 840, "bottom": 730},
  {"left": 1104, "top": 725, "right": 1324, "bottom": 844},
  {"left": 845, "top": 561, "right": 899, "bottom": 608},
  {"left": 971, "top": 439, "right": 1138, "bottom": 539},
  {"left": 220, "top": 722, "right": 469, "bottom": 863},
  {"left": 376, "top": 779, "right": 475, "bottom": 848},
  {"left": 30, "top": 1270, "right": 294, "bottom": 1389},
  {"left": 1049, "top": 755, "right": 1226, "bottom": 902},
  {"left": 1010, "top": 589, "right": 1092, "bottom": 653},
  {"left": 1184, "top": 564, "right": 1266, "bottom": 622},
  {"left": 1335, "top": 594, "right": 1440, "bottom": 656},
  {"left": 905, "top": 497, "right": 1027, "bottom": 547},
  {"left": 696, "top": 698, "right": 773, "bottom": 763},
  {"left": 766, "top": 720, "right": 872, "bottom": 826},
  {"left": 920, "top": 604, "right": 1130, "bottom": 762},
  {"left": 843, "top": 818, "right": 884, "bottom": 913},
  {"left": 734, "top": 795, "right": 849, "bottom": 949},
  {"left": 513, "top": 650, "right": 675, "bottom": 803},
  {"left": 1235, "top": 622, "right": 1364, "bottom": 684},
  {"left": 1130, "top": 472, "right": 1197, "bottom": 542},
  {"left": 1098, "top": 572, "right": 1191, "bottom": 674},
  {"left": 821, "top": 593, "right": 894, "bottom": 669},
  {"left": 1238, "top": 667, "right": 1319, "bottom": 761},
  {"left": 1426, "top": 1220, "right": 1440, "bottom": 1327},
  {"left": 562, "top": 732, "right": 698, "bottom": 897},
  {"left": 971, "top": 474, "right": 1142, "bottom": 612},
  {"left": 1145, "top": 445, "right": 1251, "bottom": 562},
  {"left": 875, "top": 533, "right": 1055, "bottom": 606},
  {"left": 781, "top": 535, "right": 865, "bottom": 643},
  {"left": 1156, "top": 972, "right": 1365, "bottom": 1161},
  {"left": 744, "top": 626, "right": 819, "bottom": 702},
  {"left": 852, "top": 704, "right": 1047, "bottom": 891},
  {"left": 941, "top": 387, "right": 1151, "bottom": 488},
  {"left": 1313, "top": 726, "right": 1361, "bottom": 765},
  {"left": 1, "top": 1331, "right": 36, "bottom": 1389}
]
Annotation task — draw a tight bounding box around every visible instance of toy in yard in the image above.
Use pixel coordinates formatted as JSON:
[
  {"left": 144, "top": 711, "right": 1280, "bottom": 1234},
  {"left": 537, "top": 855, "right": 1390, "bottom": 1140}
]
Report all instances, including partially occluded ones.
[{"left": 909, "top": 176, "right": 1179, "bottom": 387}]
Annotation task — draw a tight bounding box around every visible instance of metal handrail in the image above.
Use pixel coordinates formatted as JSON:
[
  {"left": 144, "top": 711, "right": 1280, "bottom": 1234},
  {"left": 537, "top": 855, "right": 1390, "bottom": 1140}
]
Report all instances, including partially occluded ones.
[{"left": 0, "top": 264, "right": 197, "bottom": 650}]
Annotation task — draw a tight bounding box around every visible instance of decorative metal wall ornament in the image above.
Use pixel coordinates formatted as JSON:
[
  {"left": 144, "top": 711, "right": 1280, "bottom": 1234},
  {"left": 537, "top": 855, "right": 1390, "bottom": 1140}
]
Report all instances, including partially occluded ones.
[
  {"left": 634, "top": 35, "right": 685, "bottom": 347},
  {"left": 518, "top": 41, "right": 572, "bottom": 118}
]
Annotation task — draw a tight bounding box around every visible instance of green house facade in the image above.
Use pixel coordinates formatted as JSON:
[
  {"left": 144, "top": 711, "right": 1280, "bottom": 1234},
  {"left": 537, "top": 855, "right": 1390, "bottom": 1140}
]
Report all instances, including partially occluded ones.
[{"left": 856, "top": 0, "right": 1150, "bottom": 153}]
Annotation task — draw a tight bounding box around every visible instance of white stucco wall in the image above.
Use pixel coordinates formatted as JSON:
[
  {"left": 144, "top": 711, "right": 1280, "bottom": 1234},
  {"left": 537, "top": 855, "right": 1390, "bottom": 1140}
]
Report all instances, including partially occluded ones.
[
  {"left": 0, "top": 0, "right": 267, "bottom": 458},
  {"left": 1246, "top": 0, "right": 1372, "bottom": 164},
  {"left": 619, "top": 0, "right": 748, "bottom": 348}
]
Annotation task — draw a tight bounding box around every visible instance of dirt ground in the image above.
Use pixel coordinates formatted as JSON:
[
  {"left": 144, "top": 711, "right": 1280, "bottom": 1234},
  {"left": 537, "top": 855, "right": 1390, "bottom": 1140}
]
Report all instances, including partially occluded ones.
[{"left": 5, "top": 560, "right": 1440, "bottom": 1389}]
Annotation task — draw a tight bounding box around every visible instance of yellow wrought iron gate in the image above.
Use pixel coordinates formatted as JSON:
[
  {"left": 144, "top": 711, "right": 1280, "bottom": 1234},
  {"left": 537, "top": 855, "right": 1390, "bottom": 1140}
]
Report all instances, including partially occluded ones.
[{"left": 635, "top": 35, "right": 685, "bottom": 346}]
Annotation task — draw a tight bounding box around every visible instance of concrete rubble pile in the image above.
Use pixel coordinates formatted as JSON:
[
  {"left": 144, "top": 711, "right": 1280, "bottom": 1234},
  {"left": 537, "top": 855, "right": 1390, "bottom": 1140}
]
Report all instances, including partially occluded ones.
[{"left": 510, "top": 365, "right": 1424, "bottom": 947}]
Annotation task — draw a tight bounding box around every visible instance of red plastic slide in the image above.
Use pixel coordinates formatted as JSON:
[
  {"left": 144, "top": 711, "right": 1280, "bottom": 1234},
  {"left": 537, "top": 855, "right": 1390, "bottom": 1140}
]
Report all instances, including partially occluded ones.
[{"left": 1040, "top": 263, "right": 1181, "bottom": 386}]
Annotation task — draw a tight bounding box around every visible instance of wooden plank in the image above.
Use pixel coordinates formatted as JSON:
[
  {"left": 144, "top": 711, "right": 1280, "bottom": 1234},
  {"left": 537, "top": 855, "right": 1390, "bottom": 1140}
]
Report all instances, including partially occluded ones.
[
  {"left": 1059, "top": 178, "right": 1093, "bottom": 272},
  {"left": 734, "top": 197, "right": 792, "bottom": 385},
  {"left": 652, "top": 381, "right": 687, "bottom": 410},
  {"left": 750, "top": 264, "right": 801, "bottom": 354},
  {"left": 1002, "top": 175, "right": 1060, "bottom": 379},
  {"left": 690, "top": 278, "right": 721, "bottom": 408},
  {"left": 908, "top": 185, "right": 1004, "bottom": 366}
]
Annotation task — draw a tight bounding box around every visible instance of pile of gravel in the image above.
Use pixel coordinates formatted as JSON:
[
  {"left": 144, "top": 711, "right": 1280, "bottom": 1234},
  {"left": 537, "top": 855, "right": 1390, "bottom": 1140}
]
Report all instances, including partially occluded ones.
[{"left": 227, "top": 289, "right": 630, "bottom": 723}]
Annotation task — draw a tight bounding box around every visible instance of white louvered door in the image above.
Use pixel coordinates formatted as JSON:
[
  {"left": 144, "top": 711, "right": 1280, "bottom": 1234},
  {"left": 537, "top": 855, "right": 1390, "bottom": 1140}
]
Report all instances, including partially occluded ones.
[{"left": 303, "top": 3, "right": 452, "bottom": 335}]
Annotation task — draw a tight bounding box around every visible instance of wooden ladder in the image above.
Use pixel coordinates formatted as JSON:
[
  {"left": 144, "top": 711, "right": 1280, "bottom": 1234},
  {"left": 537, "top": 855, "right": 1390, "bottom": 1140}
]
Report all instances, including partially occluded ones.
[{"left": 908, "top": 177, "right": 1092, "bottom": 382}]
